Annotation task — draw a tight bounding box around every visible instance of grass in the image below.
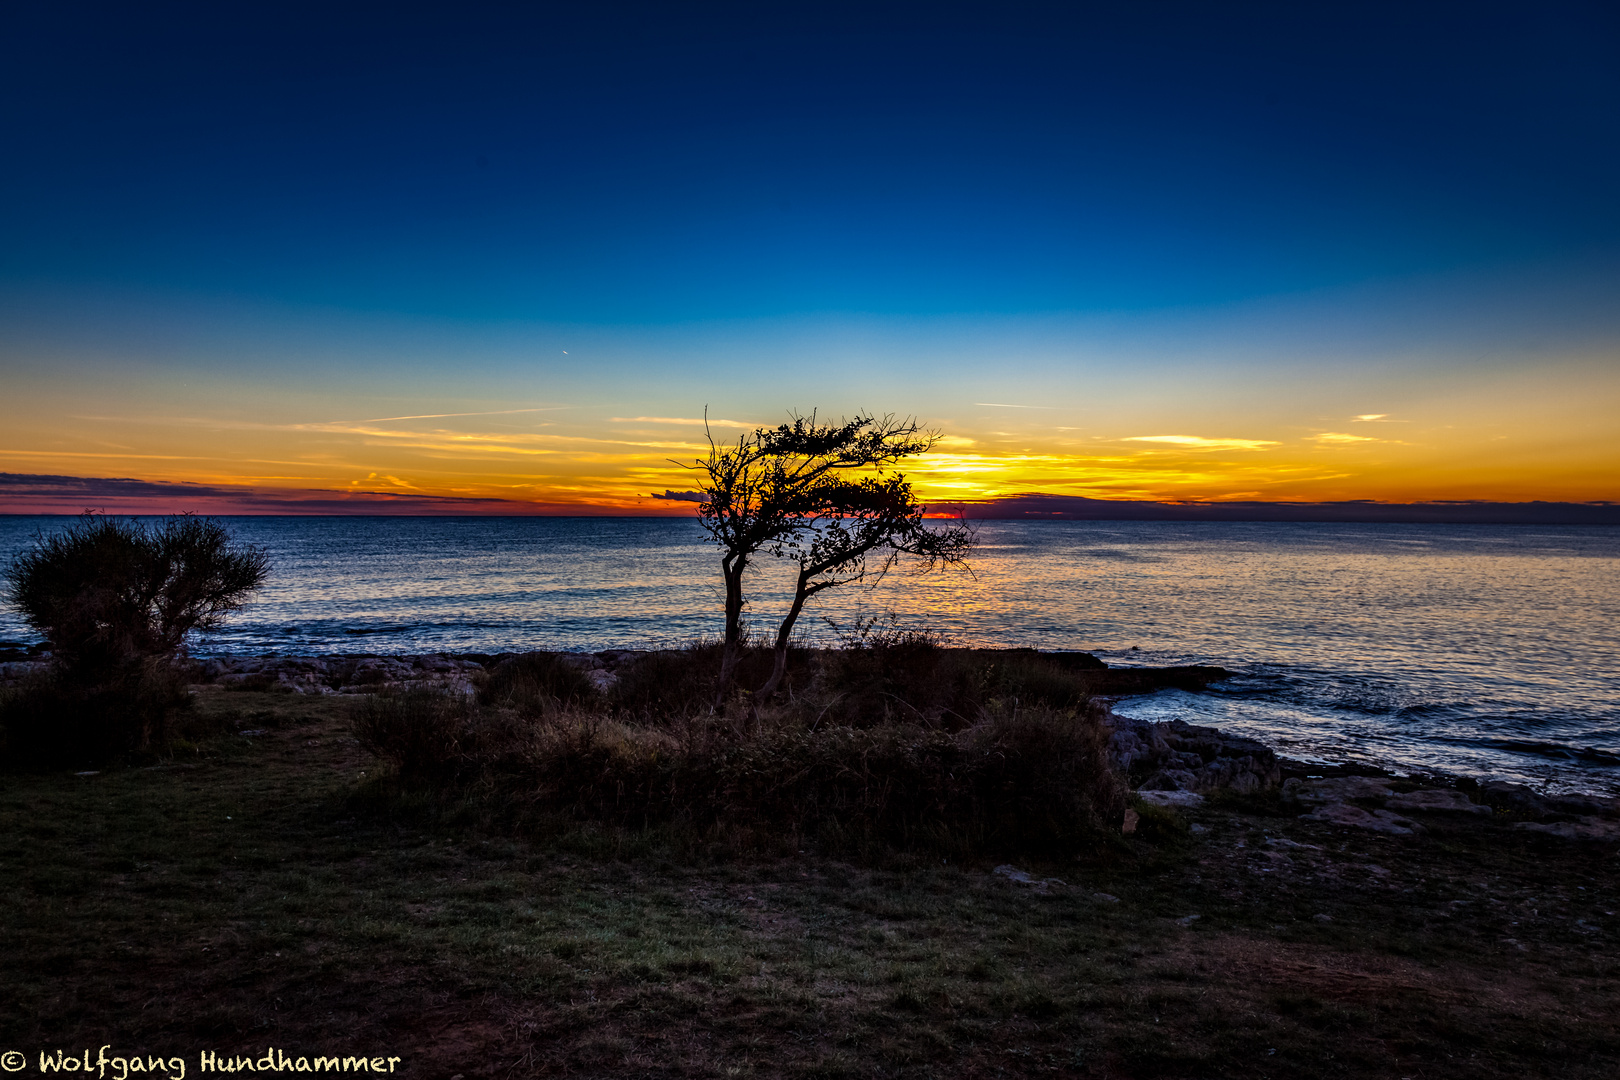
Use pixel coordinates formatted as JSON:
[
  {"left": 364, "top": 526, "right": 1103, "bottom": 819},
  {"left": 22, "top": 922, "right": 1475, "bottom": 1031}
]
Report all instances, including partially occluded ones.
[
  {"left": 1, "top": 689, "right": 1617, "bottom": 1078},
  {"left": 350, "top": 645, "right": 1127, "bottom": 858}
]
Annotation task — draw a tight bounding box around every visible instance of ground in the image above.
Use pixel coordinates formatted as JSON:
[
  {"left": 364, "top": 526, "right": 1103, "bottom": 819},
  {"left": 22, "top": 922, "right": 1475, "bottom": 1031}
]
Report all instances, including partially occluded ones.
[{"left": 1, "top": 689, "right": 1616, "bottom": 1079}]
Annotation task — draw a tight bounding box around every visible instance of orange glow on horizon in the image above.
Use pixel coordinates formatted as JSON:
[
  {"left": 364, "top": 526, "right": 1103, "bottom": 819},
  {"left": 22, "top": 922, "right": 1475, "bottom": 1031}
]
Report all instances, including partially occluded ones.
[{"left": 3, "top": 403, "right": 1617, "bottom": 513}]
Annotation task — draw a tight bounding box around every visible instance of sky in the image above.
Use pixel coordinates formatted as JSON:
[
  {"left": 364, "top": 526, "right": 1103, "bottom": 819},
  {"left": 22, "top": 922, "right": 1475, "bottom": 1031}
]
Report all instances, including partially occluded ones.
[{"left": 2, "top": 0, "right": 1618, "bottom": 514}]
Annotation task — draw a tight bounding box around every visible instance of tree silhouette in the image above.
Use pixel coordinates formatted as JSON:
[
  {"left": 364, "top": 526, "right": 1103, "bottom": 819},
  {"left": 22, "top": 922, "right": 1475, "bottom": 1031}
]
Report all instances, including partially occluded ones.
[
  {"left": 682, "top": 412, "right": 973, "bottom": 710},
  {"left": 6, "top": 512, "right": 269, "bottom": 688}
]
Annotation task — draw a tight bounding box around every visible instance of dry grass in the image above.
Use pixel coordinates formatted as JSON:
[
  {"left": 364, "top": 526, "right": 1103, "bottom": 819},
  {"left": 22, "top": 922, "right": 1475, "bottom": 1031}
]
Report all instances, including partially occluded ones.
[{"left": 353, "top": 643, "right": 1127, "bottom": 858}]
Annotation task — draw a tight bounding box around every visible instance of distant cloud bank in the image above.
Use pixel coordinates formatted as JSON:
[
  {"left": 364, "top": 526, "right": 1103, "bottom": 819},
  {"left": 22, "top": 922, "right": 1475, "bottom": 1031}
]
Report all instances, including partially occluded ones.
[
  {"left": 4, "top": 474, "right": 1617, "bottom": 523},
  {"left": 0, "top": 473, "right": 613, "bottom": 516}
]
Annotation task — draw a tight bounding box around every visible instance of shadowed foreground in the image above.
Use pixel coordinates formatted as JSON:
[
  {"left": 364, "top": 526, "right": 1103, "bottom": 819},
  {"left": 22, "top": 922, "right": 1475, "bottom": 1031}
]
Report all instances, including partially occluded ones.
[{"left": 1, "top": 688, "right": 1616, "bottom": 1079}]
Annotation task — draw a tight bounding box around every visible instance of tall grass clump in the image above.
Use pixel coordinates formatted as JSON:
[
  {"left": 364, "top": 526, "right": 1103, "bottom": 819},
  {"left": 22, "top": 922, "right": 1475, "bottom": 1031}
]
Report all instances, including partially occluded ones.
[
  {"left": 479, "top": 652, "right": 598, "bottom": 715},
  {"left": 358, "top": 640, "right": 1126, "bottom": 858},
  {"left": 808, "top": 633, "right": 1098, "bottom": 730},
  {"left": 512, "top": 705, "right": 1125, "bottom": 856},
  {"left": 352, "top": 690, "right": 501, "bottom": 782}
]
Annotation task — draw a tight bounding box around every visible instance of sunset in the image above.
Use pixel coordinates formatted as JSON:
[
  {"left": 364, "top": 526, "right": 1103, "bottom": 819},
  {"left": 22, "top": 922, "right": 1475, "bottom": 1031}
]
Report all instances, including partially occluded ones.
[
  {"left": 4, "top": 4, "right": 1619, "bottom": 515},
  {"left": 3, "top": 3, "right": 1618, "bottom": 1078}
]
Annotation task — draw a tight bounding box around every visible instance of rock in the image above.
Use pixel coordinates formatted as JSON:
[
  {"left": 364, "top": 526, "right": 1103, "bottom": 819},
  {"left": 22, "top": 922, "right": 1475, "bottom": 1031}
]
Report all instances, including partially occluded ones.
[
  {"left": 1264, "top": 836, "right": 1322, "bottom": 851},
  {"left": 991, "top": 865, "right": 1066, "bottom": 892},
  {"left": 1478, "top": 781, "right": 1553, "bottom": 817},
  {"left": 1383, "top": 789, "right": 1491, "bottom": 816},
  {"left": 1121, "top": 809, "right": 1140, "bottom": 834},
  {"left": 1284, "top": 776, "right": 1395, "bottom": 806},
  {"left": 1092, "top": 892, "right": 1121, "bottom": 903},
  {"left": 1107, "top": 713, "right": 1282, "bottom": 795},
  {"left": 1136, "top": 790, "right": 1206, "bottom": 809},
  {"left": 1299, "top": 802, "right": 1423, "bottom": 835},
  {"left": 1140, "top": 769, "right": 1200, "bottom": 791},
  {"left": 1547, "top": 793, "right": 1620, "bottom": 818},
  {"left": 1513, "top": 818, "right": 1620, "bottom": 841}
]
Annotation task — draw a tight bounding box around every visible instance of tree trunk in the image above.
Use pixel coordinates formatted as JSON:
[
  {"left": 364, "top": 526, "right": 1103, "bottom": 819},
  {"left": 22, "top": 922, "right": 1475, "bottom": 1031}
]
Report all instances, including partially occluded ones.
[
  {"left": 753, "top": 569, "right": 815, "bottom": 703},
  {"left": 712, "top": 551, "right": 748, "bottom": 711}
]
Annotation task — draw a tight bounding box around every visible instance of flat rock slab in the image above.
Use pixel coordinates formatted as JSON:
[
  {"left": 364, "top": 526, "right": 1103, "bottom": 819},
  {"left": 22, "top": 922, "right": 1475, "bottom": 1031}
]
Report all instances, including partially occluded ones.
[
  {"left": 1300, "top": 803, "right": 1424, "bottom": 835},
  {"left": 991, "top": 865, "right": 1067, "bottom": 893},
  {"left": 1513, "top": 817, "right": 1620, "bottom": 841},
  {"left": 1285, "top": 776, "right": 1396, "bottom": 805},
  {"left": 1384, "top": 789, "right": 1492, "bottom": 815},
  {"left": 1136, "top": 790, "right": 1206, "bottom": 809}
]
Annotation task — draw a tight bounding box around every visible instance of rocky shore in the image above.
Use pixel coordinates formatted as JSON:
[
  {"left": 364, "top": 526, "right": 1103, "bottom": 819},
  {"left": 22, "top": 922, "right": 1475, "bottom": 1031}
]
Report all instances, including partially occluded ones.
[{"left": 6, "top": 644, "right": 1617, "bottom": 841}]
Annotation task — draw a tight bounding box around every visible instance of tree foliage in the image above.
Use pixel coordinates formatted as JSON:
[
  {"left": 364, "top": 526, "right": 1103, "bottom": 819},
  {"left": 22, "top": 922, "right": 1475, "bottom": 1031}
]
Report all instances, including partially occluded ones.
[{"left": 683, "top": 411, "right": 974, "bottom": 709}]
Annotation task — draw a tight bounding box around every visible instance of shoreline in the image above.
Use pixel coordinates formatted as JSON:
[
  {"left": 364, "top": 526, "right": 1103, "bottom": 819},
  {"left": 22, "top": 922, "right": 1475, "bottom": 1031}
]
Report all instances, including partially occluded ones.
[{"left": 6, "top": 644, "right": 1617, "bottom": 835}]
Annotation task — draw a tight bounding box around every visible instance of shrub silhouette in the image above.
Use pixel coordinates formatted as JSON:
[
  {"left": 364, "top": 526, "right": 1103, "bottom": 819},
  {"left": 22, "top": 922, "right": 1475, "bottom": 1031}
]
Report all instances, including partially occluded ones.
[{"left": 2, "top": 513, "right": 268, "bottom": 762}]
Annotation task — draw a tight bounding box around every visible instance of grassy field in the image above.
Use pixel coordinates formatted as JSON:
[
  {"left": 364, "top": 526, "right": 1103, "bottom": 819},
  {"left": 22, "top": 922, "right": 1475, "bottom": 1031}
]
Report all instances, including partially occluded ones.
[{"left": 2, "top": 688, "right": 1616, "bottom": 1079}]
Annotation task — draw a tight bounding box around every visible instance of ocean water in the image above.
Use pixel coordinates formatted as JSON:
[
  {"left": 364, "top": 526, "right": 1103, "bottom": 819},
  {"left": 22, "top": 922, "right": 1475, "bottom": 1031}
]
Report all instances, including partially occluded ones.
[{"left": 1, "top": 516, "right": 1616, "bottom": 795}]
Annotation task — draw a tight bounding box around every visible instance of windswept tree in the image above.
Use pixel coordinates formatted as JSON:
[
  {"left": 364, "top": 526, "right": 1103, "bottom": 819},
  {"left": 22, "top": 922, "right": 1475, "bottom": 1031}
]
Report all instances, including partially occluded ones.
[
  {"left": 682, "top": 411, "right": 973, "bottom": 709},
  {"left": 752, "top": 473, "right": 973, "bottom": 703}
]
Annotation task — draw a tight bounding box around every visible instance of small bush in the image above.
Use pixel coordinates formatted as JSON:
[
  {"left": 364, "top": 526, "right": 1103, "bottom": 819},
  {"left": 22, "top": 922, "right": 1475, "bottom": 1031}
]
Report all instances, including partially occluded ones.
[
  {"left": 811, "top": 644, "right": 1094, "bottom": 729},
  {"left": 1, "top": 512, "right": 267, "bottom": 764},
  {"left": 606, "top": 646, "right": 720, "bottom": 719},
  {"left": 352, "top": 690, "right": 491, "bottom": 781},
  {"left": 480, "top": 652, "right": 598, "bottom": 715}
]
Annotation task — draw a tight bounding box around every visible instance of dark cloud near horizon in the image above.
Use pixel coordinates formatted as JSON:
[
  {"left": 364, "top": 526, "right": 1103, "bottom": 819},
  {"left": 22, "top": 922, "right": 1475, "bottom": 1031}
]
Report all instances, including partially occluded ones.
[
  {"left": 0, "top": 472, "right": 526, "bottom": 515},
  {"left": 7, "top": 474, "right": 1617, "bottom": 524}
]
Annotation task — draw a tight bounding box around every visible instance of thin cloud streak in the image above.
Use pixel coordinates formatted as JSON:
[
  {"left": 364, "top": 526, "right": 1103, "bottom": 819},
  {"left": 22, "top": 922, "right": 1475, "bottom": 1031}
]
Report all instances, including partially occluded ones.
[
  {"left": 353, "top": 407, "right": 567, "bottom": 422},
  {"left": 1123, "top": 436, "right": 1280, "bottom": 451},
  {"left": 608, "top": 416, "right": 760, "bottom": 428}
]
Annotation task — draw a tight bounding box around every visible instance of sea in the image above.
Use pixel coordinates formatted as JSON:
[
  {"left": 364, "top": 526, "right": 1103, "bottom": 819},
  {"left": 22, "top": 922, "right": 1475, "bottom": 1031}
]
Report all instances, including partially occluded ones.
[{"left": 2, "top": 516, "right": 1617, "bottom": 796}]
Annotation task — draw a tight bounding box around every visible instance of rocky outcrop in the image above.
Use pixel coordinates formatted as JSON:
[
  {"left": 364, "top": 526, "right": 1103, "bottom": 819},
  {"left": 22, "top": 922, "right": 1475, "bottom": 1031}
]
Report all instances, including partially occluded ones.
[
  {"left": 1107, "top": 713, "right": 1282, "bottom": 795},
  {"left": 1278, "top": 775, "right": 1620, "bottom": 840},
  {"left": 195, "top": 653, "right": 486, "bottom": 695}
]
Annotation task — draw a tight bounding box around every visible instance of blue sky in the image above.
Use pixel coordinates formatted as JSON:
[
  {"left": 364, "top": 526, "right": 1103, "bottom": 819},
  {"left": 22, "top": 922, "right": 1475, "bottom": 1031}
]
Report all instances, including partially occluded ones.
[{"left": 2, "top": 1, "right": 1618, "bottom": 509}]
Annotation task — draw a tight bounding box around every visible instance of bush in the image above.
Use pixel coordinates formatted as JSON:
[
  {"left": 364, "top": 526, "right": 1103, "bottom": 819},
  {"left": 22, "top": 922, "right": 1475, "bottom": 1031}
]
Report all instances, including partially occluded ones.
[
  {"left": 1, "top": 512, "right": 268, "bottom": 764},
  {"left": 352, "top": 690, "right": 493, "bottom": 782},
  {"left": 811, "top": 642, "right": 1096, "bottom": 730},
  {"left": 354, "top": 642, "right": 1126, "bottom": 857},
  {"left": 516, "top": 705, "right": 1125, "bottom": 856},
  {"left": 607, "top": 641, "right": 801, "bottom": 719},
  {"left": 480, "top": 652, "right": 598, "bottom": 715}
]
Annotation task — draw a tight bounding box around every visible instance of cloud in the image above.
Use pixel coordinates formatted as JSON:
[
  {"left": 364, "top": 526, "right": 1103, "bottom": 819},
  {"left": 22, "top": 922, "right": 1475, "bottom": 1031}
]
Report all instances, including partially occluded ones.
[
  {"left": 1311, "top": 432, "right": 1379, "bottom": 445},
  {"left": 0, "top": 472, "right": 643, "bottom": 515},
  {"left": 650, "top": 489, "right": 707, "bottom": 502},
  {"left": 1123, "top": 435, "right": 1280, "bottom": 451},
  {"left": 1352, "top": 414, "right": 1389, "bottom": 422},
  {"left": 609, "top": 416, "right": 758, "bottom": 428},
  {"left": 353, "top": 407, "right": 564, "bottom": 422}
]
